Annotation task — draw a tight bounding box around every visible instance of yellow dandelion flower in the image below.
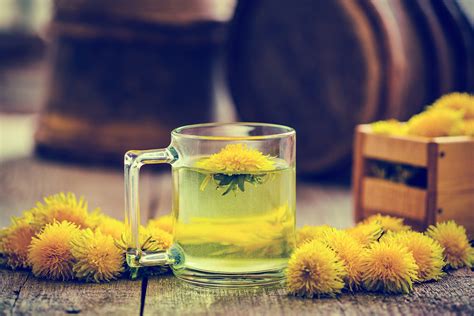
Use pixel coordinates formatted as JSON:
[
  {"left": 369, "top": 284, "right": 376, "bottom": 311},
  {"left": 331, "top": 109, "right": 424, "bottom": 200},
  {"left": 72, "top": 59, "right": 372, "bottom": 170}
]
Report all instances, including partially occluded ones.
[
  {"left": 432, "top": 92, "right": 474, "bottom": 119},
  {"left": 361, "top": 241, "right": 419, "bottom": 294},
  {"left": 0, "top": 215, "right": 38, "bottom": 269},
  {"left": 363, "top": 214, "right": 410, "bottom": 233},
  {"left": 371, "top": 119, "right": 408, "bottom": 136},
  {"left": 296, "top": 225, "right": 336, "bottom": 247},
  {"left": 88, "top": 213, "right": 125, "bottom": 240},
  {"left": 28, "top": 221, "right": 80, "bottom": 280},
  {"left": 460, "top": 119, "right": 474, "bottom": 137},
  {"left": 382, "top": 231, "right": 444, "bottom": 282},
  {"left": 407, "top": 108, "right": 464, "bottom": 137},
  {"left": 320, "top": 229, "right": 365, "bottom": 291},
  {"left": 346, "top": 222, "right": 383, "bottom": 247},
  {"left": 116, "top": 225, "right": 172, "bottom": 253},
  {"left": 426, "top": 221, "right": 474, "bottom": 269},
  {"left": 286, "top": 240, "right": 346, "bottom": 297},
  {"left": 29, "top": 192, "right": 93, "bottom": 229},
  {"left": 71, "top": 229, "right": 124, "bottom": 282},
  {"left": 195, "top": 143, "right": 275, "bottom": 173},
  {"left": 147, "top": 214, "right": 174, "bottom": 234}
]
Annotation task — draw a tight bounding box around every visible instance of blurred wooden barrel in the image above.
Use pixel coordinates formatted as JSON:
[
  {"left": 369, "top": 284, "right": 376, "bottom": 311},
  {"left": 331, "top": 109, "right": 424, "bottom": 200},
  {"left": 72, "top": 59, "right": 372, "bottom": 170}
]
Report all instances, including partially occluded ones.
[
  {"left": 227, "top": 0, "right": 474, "bottom": 174},
  {"left": 35, "top": 0, "right": 235, "bottom": 164}
]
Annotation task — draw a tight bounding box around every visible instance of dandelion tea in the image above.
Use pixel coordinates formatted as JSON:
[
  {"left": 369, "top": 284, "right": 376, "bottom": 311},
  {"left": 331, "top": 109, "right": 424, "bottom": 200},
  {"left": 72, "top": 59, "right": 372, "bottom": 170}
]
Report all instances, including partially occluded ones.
[{"left": 171, "top": 158, "right": 296, "bottom": 274}]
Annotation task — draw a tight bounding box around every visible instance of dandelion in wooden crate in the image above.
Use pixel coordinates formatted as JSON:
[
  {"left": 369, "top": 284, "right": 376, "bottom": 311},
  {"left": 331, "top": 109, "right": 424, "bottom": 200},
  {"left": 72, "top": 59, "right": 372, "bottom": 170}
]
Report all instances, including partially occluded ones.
[
  {"left": 426, "top": 221, "right": 474, "bottom": 269},
  {"left": 28, "top": 221, "right": 80, "bottom": 280},
  {"left": 71, "top": 229, "right": 124, "bottom": 282},
  {"left": 431, "top": 92, "right": 474, "bottom": 119},
  {"left": 0, "top": 215, "right": 38, "bottom": 269},
  {"left": 371, "top": 119, "right": 408, "bottom": 136},
  {"left": 286, "top": 240, "right": 346, "bottom": 298},
  {"left": 28, "top": 192, "right": 94, "bottom": 229},
  {"left": 296, "top": 225, "right": 337, "bottom": 247},
  {"left": 346, "top": 222, "right": 383, "bottom": 247},
  {"left": 382, "top": 231, "right": 444, "bottom": 282},
  {"left": 406, "top": 108, "right": 464, "bottom": 137},
  {"left": 147, "top": 214, "right": 174, "bottom": 234},
  {"left": 361, "top": 241, "right": 418, "bottom": 294},
  {"left": 363, "top": 214, "right": 410, "bottom": 233},
  {"left": 460, "top": 119, "right": 474, "bottom": 136},
  {"left": 319, "top": 229, "right": 365, "bottom": 291}
]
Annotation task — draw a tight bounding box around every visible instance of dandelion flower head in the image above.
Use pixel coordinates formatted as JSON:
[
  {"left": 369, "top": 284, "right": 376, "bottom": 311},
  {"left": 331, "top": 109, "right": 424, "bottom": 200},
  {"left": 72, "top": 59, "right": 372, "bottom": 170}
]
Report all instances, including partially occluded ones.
[
  {"left": 382, "top": 231, "right": 444, "bottom": 282},
  {"left": 364, "top": 214, "right": 410, "bottom": 233},
  {"left": 361, "top": 241, "right": 418, "bottom": 294},
  {"left": 195, "top": 143, "right": 275, "bottom": 173},
  {"left": 407, "top": 108, "right": 464, "bottom": 137},
  {"left": 71, "top": 229, "right": 124, "bottom": 282},
  {"left": 426, "top": 221, "right": 473, "bottom": 269},
  {"left": 320, "top": 229, "right": 365, "bottom": 290},
  {"left": 0, "top": 215, "right": 38, "bottom": 269},
  {"left": 29, "top": 192, "right": 93, "bottom": 229},
  {"left": 432, "top": 92, "right": 474, "bottom": 119},
  {"left": 88, "top": 213, "right": 125, "bottom": 240},
  {"left": 296, "top": 225, "right": 337, "bottom": 247},
  {"left": 346, "top": 222, "right": 383, "bottom": 247},
  {"left": 28, "top": 221, "right": 80, "bottom": 280},
  {"left": 286, "top": 240, "right": 346, "bottom": 297},
  {"left": 371, "top": 119, "right": 408, "bottom": 136}
]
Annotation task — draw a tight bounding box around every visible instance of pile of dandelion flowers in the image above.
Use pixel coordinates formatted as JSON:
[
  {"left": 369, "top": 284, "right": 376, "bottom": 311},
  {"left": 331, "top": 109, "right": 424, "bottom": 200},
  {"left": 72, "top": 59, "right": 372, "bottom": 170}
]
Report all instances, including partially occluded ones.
[
  {"left": 361, "top": 241, "right": 418, "bottom": 294},
  {"left": 71, "top": 229, "right": 124, "bottom": 282},
  {"left": 29, "top": 192, "right": 94, "bottom": 229},
  {"left": 286, "top": 240, "right": 346, "bottom": 298},
  {"left": 382, "top": 231, "right": 444, "bottom": 282},
  {"left": 28, "top": 221, "right": 80, "bottom": 281},
  {"left": 426, "top": 221, "right": 474, "bottom": 269}
]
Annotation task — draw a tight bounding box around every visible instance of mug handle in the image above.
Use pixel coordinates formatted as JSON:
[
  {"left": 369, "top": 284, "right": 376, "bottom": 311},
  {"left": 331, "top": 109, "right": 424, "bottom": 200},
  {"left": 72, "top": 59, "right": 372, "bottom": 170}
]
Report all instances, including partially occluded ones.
[{"left": 124, "top": 147, "right": 177, "bottom": 267}]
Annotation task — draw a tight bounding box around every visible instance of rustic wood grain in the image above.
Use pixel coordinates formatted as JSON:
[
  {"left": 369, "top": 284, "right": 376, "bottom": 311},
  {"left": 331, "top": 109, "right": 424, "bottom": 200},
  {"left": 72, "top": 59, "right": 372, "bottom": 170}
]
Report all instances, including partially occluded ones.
[
  {"left": 0, "top": 270, "right": 142, "bottom": 316},
  {"left": 0, "top": 269, "right": 29, "bottom": 315},
  {"left": 144, "top": 269, "right": 473, "bottom": 316}
]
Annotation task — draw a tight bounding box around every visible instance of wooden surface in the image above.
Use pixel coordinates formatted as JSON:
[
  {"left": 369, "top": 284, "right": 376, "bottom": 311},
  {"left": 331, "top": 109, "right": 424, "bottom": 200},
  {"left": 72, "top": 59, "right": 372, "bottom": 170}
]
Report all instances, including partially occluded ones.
[{"left": 1, "top": 114, "right": 473, "bottom": 315}]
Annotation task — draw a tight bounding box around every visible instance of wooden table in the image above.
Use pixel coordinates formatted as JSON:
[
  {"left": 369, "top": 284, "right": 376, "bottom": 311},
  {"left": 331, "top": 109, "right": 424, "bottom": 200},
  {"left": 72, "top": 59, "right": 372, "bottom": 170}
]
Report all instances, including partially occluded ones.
[{"left": 0, "top": 114, "right": 473, "bottom": 315}]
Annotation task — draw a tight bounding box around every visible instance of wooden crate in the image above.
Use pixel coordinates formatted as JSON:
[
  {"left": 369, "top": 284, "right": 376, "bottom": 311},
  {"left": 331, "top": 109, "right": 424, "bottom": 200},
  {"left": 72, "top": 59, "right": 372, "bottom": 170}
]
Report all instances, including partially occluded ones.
[{"left": 353, "top": 125, "right": 474, "bottom": 237}]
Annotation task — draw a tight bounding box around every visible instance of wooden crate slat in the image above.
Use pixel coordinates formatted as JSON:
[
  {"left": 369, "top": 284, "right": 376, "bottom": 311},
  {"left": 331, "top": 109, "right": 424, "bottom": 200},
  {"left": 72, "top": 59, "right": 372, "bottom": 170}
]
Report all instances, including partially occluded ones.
[
  {"left": 362, "top": 178, "right": 427, "bottom": 221},
  {"left": 359, "top": 125, "right": 430, "bottom": 167},
  {"left": 436, "top": 139, "right": 474, "bottom": 192},
  {"left": 437, "top": 190, "right": 474, "bottom": 238}
]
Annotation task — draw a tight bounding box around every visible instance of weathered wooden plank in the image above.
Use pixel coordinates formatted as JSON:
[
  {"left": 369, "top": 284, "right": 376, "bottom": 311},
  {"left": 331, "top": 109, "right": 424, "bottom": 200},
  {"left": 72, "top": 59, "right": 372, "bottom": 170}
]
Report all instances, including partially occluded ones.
[
  {"left": 0, "top": 157, "right": 158, "bottom": 227},
  {"left": 0, "top": 269, "right": 29, "bottom": 315},
  {"left": 144, "top": 269, "right": 473, "bottom": 316},
  {"left": 0, "top": 269, "right": 142, "bottom": 316}
]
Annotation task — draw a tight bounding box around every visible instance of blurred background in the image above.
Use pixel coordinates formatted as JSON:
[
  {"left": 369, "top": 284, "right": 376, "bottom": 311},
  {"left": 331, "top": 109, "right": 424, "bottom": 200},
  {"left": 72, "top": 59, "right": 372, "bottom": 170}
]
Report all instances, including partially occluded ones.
[{"left": 0, "top": 0, "right": 473, "bottom": 227}]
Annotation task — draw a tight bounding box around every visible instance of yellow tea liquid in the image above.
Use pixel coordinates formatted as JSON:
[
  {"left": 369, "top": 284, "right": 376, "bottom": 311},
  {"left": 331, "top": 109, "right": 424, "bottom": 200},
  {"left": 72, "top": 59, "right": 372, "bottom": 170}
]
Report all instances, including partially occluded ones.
[{"left": 171, "top": 159, "right": 296, "bottom": 274}]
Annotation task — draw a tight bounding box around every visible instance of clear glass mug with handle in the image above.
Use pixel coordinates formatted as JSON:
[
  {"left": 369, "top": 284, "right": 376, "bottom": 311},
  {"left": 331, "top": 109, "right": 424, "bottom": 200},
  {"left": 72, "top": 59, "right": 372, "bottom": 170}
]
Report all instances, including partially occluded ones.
[{"left": 124, "top": 122, "right": 296, "bottom": 287}]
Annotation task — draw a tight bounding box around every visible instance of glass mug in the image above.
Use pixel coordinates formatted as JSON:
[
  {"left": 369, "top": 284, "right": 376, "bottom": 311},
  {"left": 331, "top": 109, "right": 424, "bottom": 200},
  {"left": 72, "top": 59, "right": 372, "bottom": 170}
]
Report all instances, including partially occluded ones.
[{"left": 124, "top": 122, "right": 296, "bottom": 287}]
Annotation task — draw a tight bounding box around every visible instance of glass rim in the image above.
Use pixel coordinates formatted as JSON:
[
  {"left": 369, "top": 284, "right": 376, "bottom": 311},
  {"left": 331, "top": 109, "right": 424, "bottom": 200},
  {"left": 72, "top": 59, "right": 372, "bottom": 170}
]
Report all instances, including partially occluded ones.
[{"left": 171, "top": 122, "right": 295, "bottom": 140}]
